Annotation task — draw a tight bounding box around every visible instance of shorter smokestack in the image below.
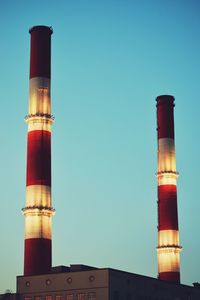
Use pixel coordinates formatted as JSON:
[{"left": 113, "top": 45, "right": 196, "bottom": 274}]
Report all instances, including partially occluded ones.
[{"left": 156, "top": 95, "right": 182, "bottom": 283}]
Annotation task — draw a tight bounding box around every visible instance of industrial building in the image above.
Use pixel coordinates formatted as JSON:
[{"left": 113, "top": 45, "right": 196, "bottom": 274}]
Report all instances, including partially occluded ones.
[
  {"left": 1, "top": 25, "right": 200, "bottom": 299},
  {"left": 2, "top": 265, "right": 200, "bottom": 300}
]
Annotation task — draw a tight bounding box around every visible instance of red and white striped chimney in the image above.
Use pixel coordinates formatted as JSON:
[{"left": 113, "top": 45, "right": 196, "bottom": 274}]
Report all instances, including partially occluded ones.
[
  {"left": 22, "top": 25, "right": 55, "bottom": 276},
  {"left": 156, "top": 95, "right": 181, "bottom": 283}
]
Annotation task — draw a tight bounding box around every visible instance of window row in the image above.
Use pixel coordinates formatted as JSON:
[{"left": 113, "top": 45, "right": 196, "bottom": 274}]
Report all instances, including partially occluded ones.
[
  {"left": 25, "top": 276, "right": 95, "bottom": 288},
  {"left": 25, "top": 292, "right": 96, "bottom": 300}
]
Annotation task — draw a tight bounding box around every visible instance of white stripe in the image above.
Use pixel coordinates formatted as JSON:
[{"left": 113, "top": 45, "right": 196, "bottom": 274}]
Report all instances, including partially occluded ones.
[
  {"left": 29, "top": 77, "right": 51, "bottom": 115},
  {"left": 158, "top": 138, "right": 175, "bottom": 152},
  {"left": 27, "top": 117, "right": 52, "bottom": 132},
  {"left": 158, "top": 230, "right": 180, "bottom": 247},
  {"left": 158, "top": 138, "right": 176, "bottom": 174},
  {"left": 157, "top": 172, "right": 177, "bottom": 186},
  {"left": 26, "top": 185, "right": 51, "bottom": 207},
  {"left": 157, "top": 247, "right": 180, "bottom": 273},
  {"left": 24, "top": 213, "right": 52, "bottom": 239},
  {"left": 24, "top": 185, "right": 53, "bottom": 239}
]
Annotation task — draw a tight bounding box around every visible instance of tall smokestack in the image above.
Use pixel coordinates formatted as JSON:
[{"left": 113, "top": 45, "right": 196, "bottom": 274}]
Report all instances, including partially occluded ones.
[
  {"left": 156, "top": 95, "right": 181, "bottom": 283},
  {"left": 22, "top": 25, "right": 55, "bottom": 276}
]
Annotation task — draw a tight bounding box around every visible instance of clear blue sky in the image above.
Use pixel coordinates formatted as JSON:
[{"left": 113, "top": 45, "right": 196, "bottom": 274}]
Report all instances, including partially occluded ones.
[{"left": 0, "top": 0, "right": 200, "bottom": 293}]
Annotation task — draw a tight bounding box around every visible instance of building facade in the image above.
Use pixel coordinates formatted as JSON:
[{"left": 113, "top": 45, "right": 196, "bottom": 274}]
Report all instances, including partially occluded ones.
[{"left": 1, "top": 265, "right": 200, "bottom": 300}]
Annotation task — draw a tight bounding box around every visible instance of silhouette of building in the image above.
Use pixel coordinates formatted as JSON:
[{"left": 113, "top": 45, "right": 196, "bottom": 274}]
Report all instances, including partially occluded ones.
[{"left": 1, "top": 265, "right": 200, "bottom": 300}]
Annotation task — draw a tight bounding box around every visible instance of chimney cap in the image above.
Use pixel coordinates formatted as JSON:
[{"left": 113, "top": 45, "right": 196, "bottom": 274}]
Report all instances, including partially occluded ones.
[
  {"left": 156, "top": 95, "right": 175, "bottom": 107},
  {"left": 29, "top": 25, "right": 53, "bottom": 34},
  {"left": 156, "top": 94, "right": 175, "bottom": 101}
]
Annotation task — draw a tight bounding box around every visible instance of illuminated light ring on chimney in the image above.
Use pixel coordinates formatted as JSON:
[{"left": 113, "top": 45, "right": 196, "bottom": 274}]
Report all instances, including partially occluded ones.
[
  {"left": 22, "top": 25, "right": 55, "bottom": 276},
  {"left": 156, "top": 95, "right": 182, "bottom": 283}
]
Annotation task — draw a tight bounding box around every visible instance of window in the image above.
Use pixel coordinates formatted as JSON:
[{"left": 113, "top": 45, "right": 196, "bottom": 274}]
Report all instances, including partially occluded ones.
[
  {"left": 66, "top": 295, "right": 73, "bottom": 300},
  {"left": 89, "top": 276, "right": 95, "bottom": 282},
  {"left": 56, "top": 296, "right": 62, "bottom": 300},
  {"left": 35, "top": 297, "right": 42, "bottom": 300},
  {"left": 25, "top": 281, "right": 30, "bottom": 287},
  {"left": 88, "top": 293, "right": 96, "bottom": 300},
  {"left": 45, "top": 296, "right": 52, "bottom": 300},
  {"left": 46, "top": 279, "right": 51, "bottom": 286},
  {"left": 77, "top": 294, "right": 87, "bottom": 300},
  {"left": 24, "top": 297, "right": 31, "bottom": 300},
  {"left": 67, "top": 277, "right": 72, "bottom": 284}
]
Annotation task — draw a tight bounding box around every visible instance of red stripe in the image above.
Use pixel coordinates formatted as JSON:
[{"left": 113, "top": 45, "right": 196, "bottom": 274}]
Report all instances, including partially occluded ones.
[
  {"left": 158, "top": 185, "right": 178, "bottom": 230},
  {"left": 156, "top": 95, "right": 175, "bottom": 139},
  {"left": 26, "top": 130, "right": 51, "bottom": 186},
  {"left": 29, "top": 26, "right": 52, "bottom": 79},
  {"left": 24, "top": 238, "right": 51, "bottom": 275},
  {"left": 158, "top": 271, "right": 180, "bottom": 283}
]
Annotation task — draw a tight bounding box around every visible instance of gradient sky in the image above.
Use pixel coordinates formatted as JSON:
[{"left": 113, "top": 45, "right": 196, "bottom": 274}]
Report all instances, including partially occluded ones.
[{"left": 0, "top": 0, "right": 200, "bottom": 293}]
